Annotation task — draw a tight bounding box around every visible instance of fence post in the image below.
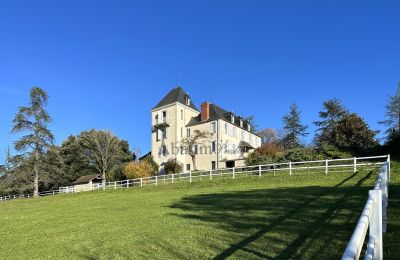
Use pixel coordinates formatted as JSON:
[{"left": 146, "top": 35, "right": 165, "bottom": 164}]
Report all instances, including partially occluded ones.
[
  {"left": 259, "top": 165, "right": 262, "bottom": 177},
  {"left": 273, "top": 164, "right": 276, "bottom": 176},
  {"left": 232, "top": 167, "right": 235, "bottom": 179},
  {"left": 289, "top": 161, "right": 292, "bottom": 176},
  {"left": 353, "top": 157, "right": 357, "bottom": 173},
  {"left": 155, "top": 176, "right": 158, "bottom": 186},
  {"left": 126, "top": 180, "right": 129, "bottom": 188},
  {"left": 172, "top": 174, "right": 174, "bottom": 183},
  {"left": 325, "top": 159, "right": 328, "bottom": 175},
  {"left": 210, "top": 170, "right": 212, "bottom": 180},
  {"left": 387, "top": 154, "right": 391, "bottom": 182},
  {"left": 369, "top": 190, "right": 383, "bottom": 260},
  {"left": 189, "top": 171, "right": 192, "bottom": 182},
  {"left": 114, "top": 182, "right": 117, "bottom": 190},
  {"left": 381, "top": 168, "right": 388, "bottom": 233},
  {"left": 140, "top": 178, "right": 143, "bottom": 187}
]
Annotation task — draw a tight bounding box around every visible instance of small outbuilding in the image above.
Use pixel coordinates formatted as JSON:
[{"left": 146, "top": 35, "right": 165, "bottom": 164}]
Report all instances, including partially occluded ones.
[{"left": 73, "top": 174, "right": 104, "bottom": 192}]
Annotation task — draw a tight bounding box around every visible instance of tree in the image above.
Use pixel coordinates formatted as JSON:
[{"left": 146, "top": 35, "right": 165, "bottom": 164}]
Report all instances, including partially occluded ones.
[
  {"left": 163, "top": 159, "right": 183, "bottom": 174},
  {"left": 40, "top": 145, "right": 66, "bottom": 190},
  {"left": 80, "top": 130, "right": 131, "bottom": 182},
  {"left": 380, "top": 83, "right": 400, "bottom": 134},
  {"left": 243, "top": 115, "right": 257, "bottom": 133},
  {"left": 11, "top": 87, "right": 54, "bottom": 197},
  {"left": 60, "top": 135, "right": 97, "bottom": 184},
  {"left": 314, "top": 98, "right": 348, "bottom": 145},
  {"left": 123, "top": 161, "right": 154, "bottom": 179},
  {"left": 257, "top": 128, "right": 281, "bottom": 144},
  {"left": 180, "top": 130, "right": 209, "bottom": 171},
  {"left": 331, "top": 113, "right": 379, "bottom": 154},
  {"left": 282, "top": 103, "right": 308, "bottom": 148}
]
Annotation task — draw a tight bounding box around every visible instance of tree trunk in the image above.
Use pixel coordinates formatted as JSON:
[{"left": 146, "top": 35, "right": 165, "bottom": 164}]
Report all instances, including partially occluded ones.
[
  {"left": 102, "top": 169, "right": 106, "bottom": 184},
  {"left": 192, "top": 156, "right": 196, "bottom": 171},
  {"left": 33, "top": 149, "right": 39, "bottom": 197}
]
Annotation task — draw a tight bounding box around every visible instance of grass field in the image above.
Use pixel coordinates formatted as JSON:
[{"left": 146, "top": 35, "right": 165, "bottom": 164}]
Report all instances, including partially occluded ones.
[{"left": 0, "top": 163, "right": 399, "bottom": 259}]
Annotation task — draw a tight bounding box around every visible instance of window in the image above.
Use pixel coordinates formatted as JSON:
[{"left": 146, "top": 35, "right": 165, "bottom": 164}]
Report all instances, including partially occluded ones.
[
  {"left": 162, "top": 129, "right": 167, "bottom": 139},
  {"left": 162, "top": 111, "right": 167, "bottom": 122},
  {"left": 212, "top": 161, "right": 216, "bottom": 170},
  {"left": 181, "top": 127, "right": 183, "bottom": 137},
  {"left": 225, "top": 123, "right": 228, "bottom": 134},
  {"left": 231, "top": 115, "right": 235, "bottom": 123},
  {"left": 187, "top": 128, "right": 191, "bottom": 137},
  {"left": 211, "top": 122, "right": 216, "bottom": 133},
  {"left": 156, "top": 129, "right": 160, "bottom": 141},
  {"left": 212, "top": 141, "right": 216, "bottom": 153},
  {"left": 186, "top": 164, "right": 191, "bottom": 171},
  {"left": 161, "top": 146, "right": 167, "bottom": 156},
  {"left": 240, "top": 120, "right": 243, "bottom": 128},
  {"left": 181, "top": 110, "right": 184, "bottom": 120},
  {"left": 155, "top": 114, "right": 159, "bottom": 124},
  {"left": 185, "top": 96, "right": 191, "bottom": 105}
]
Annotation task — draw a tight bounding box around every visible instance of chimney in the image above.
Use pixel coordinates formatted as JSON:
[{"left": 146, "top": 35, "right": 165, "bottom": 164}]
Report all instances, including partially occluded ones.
[{"left": 201, "top": 102, "right": 210, "bottom": 121}]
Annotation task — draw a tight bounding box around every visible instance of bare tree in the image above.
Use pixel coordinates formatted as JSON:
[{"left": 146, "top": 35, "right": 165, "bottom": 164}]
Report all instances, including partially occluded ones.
[
  {"left": 180, "top": 130, "right": 209, "bottom": 171},
  {"left": 80, "top": 130, "right": 124, "bottom": 182},
  {"left": 257, "top": 128, "right": 281, "bottom": 144},
  {"left": 380, "top": 83, "right": 400, "bottom": 134}
]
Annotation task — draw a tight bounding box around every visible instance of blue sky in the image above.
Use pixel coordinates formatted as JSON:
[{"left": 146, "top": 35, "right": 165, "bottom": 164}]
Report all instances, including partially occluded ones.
[{"left": 0, "top": 0, "right": 399, "bottom": 163}]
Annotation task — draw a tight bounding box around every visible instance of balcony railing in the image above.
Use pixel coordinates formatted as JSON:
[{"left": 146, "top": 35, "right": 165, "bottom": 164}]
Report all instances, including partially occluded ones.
[{"left": 153, "top": 117, "right": 169, "bottom": 127}]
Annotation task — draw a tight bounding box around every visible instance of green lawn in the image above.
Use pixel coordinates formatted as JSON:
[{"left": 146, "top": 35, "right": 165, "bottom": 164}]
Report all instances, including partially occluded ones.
[{"left": 0, "top": 164, "right": 399, "bottom": 259}]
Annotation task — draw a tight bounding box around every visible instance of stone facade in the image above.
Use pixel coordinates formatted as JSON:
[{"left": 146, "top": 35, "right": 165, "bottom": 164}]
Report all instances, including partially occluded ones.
[{"left": 151, "top": 87, "right": 261, "bottom": 172}]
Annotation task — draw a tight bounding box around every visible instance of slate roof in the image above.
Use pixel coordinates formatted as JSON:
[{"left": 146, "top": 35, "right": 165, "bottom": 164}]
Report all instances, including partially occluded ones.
[
  {"left": 186, "top": 103, "right": 251, "bottom": 131},
  {"left": 152, "top": 87, "right": 198, "bottom": 111},
  {"left": 73, "top": 174, "right": 103, "bottom": 185}
]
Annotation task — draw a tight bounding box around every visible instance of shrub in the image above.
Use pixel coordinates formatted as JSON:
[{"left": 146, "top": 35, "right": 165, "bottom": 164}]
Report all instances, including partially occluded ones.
[
  {"left": 246, "top": 142, "right": 285, "bottom": 165},
  {"left": 283, "top": 147, "right": 323, "bottom": 162},
  {"left": 315, "top": 144, "right": 352, "bottom": 159},
  {"left": 123, "top": 161, "right": 154, "bottom": 179},
  {"left": 142, "top": 155, "right": 159, "bottom": 175},
  {"left": 163, "top": 159, "right": 183, "bottom": 174}
]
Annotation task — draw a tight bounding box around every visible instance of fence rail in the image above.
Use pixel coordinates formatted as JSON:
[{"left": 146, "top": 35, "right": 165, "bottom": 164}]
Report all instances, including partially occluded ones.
[
  {"left": 342, "top": 157, "right": 390, "bottom": 260},
  {"left": 0, "top": 155, "right": 389, "bottom": 202}
]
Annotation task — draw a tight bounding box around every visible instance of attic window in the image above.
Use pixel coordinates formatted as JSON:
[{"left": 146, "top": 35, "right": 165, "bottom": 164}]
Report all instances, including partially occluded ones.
[
  {"left": 185, "top": 96, "right": 191, "bottom": 105},
  {"left": 231, "top": 115, "right": 235, "bottom": 123},
  {"left": 240, "top": 119, "right": 243, "bottom": 128}
]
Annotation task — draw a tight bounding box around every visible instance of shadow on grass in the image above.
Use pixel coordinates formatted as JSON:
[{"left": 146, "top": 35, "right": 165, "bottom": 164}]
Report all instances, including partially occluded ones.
[{"left": 170, "top": 170, "right": 378, "bottom": 259}]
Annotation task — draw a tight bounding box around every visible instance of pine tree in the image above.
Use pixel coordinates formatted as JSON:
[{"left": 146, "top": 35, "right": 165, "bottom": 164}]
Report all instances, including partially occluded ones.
[
  {"left": 11, "top": 87, "right": 54, "bottom": 197},
  {"left": 282, "top": 103, "right": 308, "bottom": 148},
  {"left": 314, "top": 98, "right": 348, "bottom": 145}
]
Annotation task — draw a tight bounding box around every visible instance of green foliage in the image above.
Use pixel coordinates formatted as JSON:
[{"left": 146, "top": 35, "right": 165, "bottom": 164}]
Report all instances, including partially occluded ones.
[
  {"left": 314, "top": 98, "right": 348, "bottom": 145},
  {"left": 60, "top": 135, "right": 97, "bottom": 184},
  {"left": 282, "top": 103, "right": 308, "bottom": 149},
  {"left": 40, "top": 145, "right": 66, "bottom": 191},
  {"left": 283, "top": 147, "right": 323, "bottom": 162},
  {"left": 330, "top": 113, "right": 379, "bottom": 155},
  {"left": 163, "top": 159, "right": 183, "bottom": 174},
  {"left": 108, "top": 164, "right": 127, "bottom": 182},
  {"left": 142, "top": 155, "right": 159, "bottom": 174},
  {"left": 314, "top": 145, "right": 352, "bottom": 159},
  {"left": 11, "top": 87, "right": 54, "bottom": 196}
]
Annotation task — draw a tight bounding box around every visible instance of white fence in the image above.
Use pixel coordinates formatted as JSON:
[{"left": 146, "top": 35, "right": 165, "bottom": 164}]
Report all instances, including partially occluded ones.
[
  {"left": 342, "top": 159, "right": 390, "bottom": 260},
  {"left": 0, "top": 155, "right": 389, "bottom": 202}
]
